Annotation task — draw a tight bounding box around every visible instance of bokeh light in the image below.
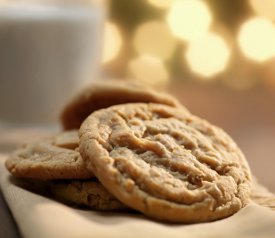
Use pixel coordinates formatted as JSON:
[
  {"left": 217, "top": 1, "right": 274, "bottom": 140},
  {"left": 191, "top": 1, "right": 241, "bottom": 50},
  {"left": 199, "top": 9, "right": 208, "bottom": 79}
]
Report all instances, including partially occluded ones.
[
  {"left": 133, "top": 21, "right": 176, "bottom": 60},
  {"left": 185, "top": 32, "right": 231, "bottom": 78},
  {"left": 147, "top": 0, "right": 173, "bottom": 9},
  {"left": 128, "top": 55, "right": 169, "bottom": 87},
  {"left": 102, "top": 22, "right": 123, "bottom": 63},
  {"left": 249, "top": 0, "right": 275, "bottom": 20},
  {"left": 238, "top": 17, "right": 275, "bottom": 62},
  {"left": 166, "top": 0, "right": 212, "bottom": 42}
]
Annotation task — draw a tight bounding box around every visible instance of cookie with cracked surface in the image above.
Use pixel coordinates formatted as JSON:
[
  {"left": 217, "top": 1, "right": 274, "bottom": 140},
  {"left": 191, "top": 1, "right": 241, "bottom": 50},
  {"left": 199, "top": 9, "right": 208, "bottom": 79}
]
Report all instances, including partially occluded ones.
[
  {"left": 61, "top": 80, "right": 185, "bottom": 130},
  {"left": 5, "top": 130, "right": 93, "bottom": 180},
  {"left": 50, "top": 179, "right": 130, "bottom": 211},
  {"left": 79, "top": 103, "right": 252, "bottom": 223}
]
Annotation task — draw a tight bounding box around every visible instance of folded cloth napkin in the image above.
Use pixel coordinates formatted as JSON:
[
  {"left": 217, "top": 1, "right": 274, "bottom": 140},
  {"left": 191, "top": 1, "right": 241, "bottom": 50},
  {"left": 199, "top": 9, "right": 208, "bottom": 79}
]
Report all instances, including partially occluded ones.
[{"left": 1, "top": 155, "right": 275, "bottom": 238}]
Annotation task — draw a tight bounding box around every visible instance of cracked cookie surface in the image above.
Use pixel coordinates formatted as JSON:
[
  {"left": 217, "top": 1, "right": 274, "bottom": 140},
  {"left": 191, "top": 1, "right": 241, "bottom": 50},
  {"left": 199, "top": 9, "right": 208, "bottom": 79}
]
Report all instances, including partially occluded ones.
[
  {"left": 79, "top": 103, "right": 252, "bottom": 223},
  {"left": 5, "top": 131, "right": 93, "bottom": 180},
  {"left": 50, "top": 179, "right": 130, "bottom": 211},
  {"left": 61, "top": 80, "right": 184, "bottom": 130}
]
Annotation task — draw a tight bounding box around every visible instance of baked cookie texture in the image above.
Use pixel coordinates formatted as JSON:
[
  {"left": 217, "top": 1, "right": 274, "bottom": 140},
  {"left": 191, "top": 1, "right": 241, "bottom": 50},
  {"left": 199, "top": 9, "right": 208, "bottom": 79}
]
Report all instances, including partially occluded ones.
[
  {"left": 50, "top": 179, "right": 129, "bottom": 211},
  {"left": 79, "top": 103, "right": 252, "bottom": 223},
  {"left": 5, "top": 131, "right": 93, "bottom": 180},
  {"left": 61, "top": 80, "right": 185, "bottom": 130}
]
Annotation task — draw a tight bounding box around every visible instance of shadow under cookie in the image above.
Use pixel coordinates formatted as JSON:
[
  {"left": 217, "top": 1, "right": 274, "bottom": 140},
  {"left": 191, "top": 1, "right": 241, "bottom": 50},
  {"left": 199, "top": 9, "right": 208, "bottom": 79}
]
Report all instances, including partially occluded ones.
[{"left": 9, "top": 175, "right": 131, "bottom": 212}]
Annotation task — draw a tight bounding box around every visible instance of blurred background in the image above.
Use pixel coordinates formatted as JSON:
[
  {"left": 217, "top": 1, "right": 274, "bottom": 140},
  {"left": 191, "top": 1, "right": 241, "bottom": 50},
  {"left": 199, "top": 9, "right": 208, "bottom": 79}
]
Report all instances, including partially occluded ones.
[
  {"left": 0, "top": 0, "right": 274, "bottom": 191},
  {"left": 102, "top": 0, "right": 275, "bottom": 192}
]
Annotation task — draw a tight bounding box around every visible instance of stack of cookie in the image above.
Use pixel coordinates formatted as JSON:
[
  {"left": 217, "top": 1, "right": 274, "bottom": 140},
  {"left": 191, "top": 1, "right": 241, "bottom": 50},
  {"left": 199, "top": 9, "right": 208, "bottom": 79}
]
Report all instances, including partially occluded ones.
[{"left": 5, "top": 80, "right": 252, "bottom": 223}]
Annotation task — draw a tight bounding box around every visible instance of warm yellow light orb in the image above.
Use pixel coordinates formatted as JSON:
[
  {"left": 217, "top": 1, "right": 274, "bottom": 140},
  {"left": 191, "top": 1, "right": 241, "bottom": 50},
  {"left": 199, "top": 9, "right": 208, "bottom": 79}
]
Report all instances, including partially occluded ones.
[
  {"left": 128, "top": 55, "right": 169, "bottom": 87},
  {"left": 250, "top": 0, "right": 275, "bottom": 20},
  {"left": 102, "top": 22, "right": 123, "bottom": 63},
  {"left": 147, "top": 0, "right": 173, "bottom": 9},
  {"left": 166, "top": 0, "right": 212, "bottom": 42},
  {"left": 185, "top": 32, "right": 231, "bottom": 78},
  {"left": 133, "top": 21, "right": 176, "bottom": 60},
  {"left": 238, "top": 17, "right": 275, "bottom": 62}
]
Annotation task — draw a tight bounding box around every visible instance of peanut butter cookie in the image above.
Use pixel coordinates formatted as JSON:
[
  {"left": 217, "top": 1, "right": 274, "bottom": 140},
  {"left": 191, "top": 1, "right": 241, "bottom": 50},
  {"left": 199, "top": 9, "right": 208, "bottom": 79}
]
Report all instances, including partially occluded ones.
[
  {"left": 50, "top": 179, "right": 129, "bottom": 211},
  {"left": 61, "top": 80, "right": 184, "bottom": 130},
  {"left": 5, "top": 131, "right": 92, "bottom": 180},
  {"left": 79, "top": 103, "right": 252, "bottom": 223}
]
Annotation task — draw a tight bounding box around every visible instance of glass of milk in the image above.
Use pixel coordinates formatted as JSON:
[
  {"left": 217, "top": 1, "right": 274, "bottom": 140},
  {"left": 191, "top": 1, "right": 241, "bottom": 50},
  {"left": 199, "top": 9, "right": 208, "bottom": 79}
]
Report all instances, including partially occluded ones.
[{"left": 0, "top": 1, "right": 105, "bottom": 126}]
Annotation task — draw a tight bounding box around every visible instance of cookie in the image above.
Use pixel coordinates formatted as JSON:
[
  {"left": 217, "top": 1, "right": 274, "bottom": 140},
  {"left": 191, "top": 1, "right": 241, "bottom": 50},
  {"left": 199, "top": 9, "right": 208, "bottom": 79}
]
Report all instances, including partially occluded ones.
[
  {"left": 79, "top": 103, "right": 252, "bottom": 223},
  {"left": 5, "top": 130, "right": 93, "bottom": 180},
  {"left": 61, "top": 80, "right": 184, "bottom": 130},
  {"left": 50, "top": 179, "right": 130, "bottom": 211}
]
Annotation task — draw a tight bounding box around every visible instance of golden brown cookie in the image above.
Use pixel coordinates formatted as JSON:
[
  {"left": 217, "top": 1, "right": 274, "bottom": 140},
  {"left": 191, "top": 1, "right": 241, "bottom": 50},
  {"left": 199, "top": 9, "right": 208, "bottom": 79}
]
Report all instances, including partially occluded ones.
[
  {"left": 61, "top": 80, "right": 184, "bottom": 130},
  {"left": 50, "top": 179, "right": 130, "bottom": 211},
  {"left": 79, "top": 103, "right": 252, "bottom": 223},
  {"left": 5, "top": 131, "right": 93, "bottom": 180}
]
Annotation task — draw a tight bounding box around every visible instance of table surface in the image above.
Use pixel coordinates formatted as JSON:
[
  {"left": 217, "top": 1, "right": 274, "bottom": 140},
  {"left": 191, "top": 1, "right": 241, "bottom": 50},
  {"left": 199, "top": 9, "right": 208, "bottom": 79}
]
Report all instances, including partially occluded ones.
[{"left": 1, "top": 83, "right": 275, "bottom": 238}]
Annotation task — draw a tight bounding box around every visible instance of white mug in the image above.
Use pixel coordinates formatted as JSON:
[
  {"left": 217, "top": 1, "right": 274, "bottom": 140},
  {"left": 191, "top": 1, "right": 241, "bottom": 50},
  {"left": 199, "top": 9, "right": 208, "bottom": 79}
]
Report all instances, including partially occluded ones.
[{"left": 0, "top": 3, "right": 104, "bottom": 125}]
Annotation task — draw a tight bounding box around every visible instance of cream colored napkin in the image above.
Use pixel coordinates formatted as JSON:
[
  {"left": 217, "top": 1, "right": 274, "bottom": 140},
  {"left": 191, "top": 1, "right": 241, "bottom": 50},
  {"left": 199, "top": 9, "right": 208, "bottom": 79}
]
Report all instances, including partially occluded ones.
[{"left": 1, "top": 156, "right": 275, "bottom": 238}]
